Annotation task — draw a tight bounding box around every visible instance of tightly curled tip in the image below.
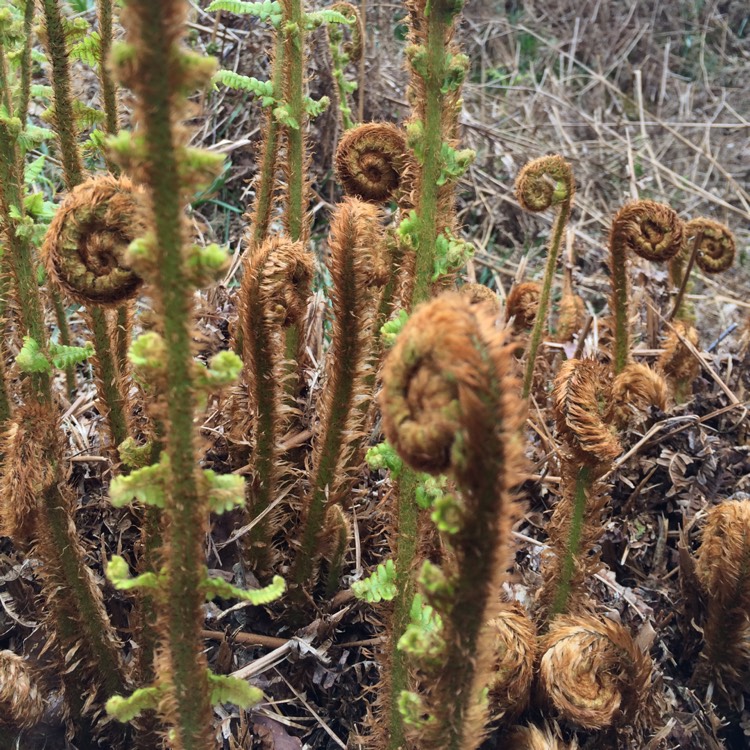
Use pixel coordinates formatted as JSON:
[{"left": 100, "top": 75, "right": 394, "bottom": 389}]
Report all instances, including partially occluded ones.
[
  {"left": 243, "top": 236, "right": 314, "bottom": 328},
  {"left": 658, "top": 322, "right": 699, "bottom": 384},
  {"left": 42, "top": 175, "right": 146, "bottom": 306},
  {"left": 335, "top": 122, "right": 411, "bottom": 204},
  {"left": 460, "top": 282, "right": 501, "bottom": 313},
  {"left": 610, "top": 200, "right": 683, "bottom": 263},
  {"left": 695, "top": 500, "right": 750, "bottom": 611},
  {"left": 538, "top": 615, "right": 651, "bottom": 730},
  {"left": 611, "top": 362, "right": 668, "bottom": 427},
  {"left": 553, "top": 359, "right": 621, "bottom": 466},
  {"left": 487, "top": 606, "right": 537, "bottom": 720},
  {"left": 0, "top": 651, "right": 45, "bottom": 729},
  {"left": 685, "top": 217, "right": 735, "bottom": 274},
  {"left": 379, "top": 294, "right": 515, "bottom": 475},
  {"left": 515, "top": 155, "right": 574, "bottom": 213},
  {"left": 330, "top": 2, "right": 364, "bottom": 60},
  {"left": 508, "top": 724, "right": 577, "bottom": 750},
  {"left": 506, "top": 281, "right": 541, "bottom": 332}
]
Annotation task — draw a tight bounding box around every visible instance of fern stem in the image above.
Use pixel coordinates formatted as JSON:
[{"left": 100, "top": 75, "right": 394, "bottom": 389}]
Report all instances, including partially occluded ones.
[
  {"left": 521, "top": 198, "right": 571, "bottom": 398},
  {"left": 17, "top": 0, "right": 34, "bottom": 124},
  {"left": 40, "top": 0, "right": 85, "bottom": 189},
  {"left": 89, "top": 306, "right": 130, "bottom": 448},
  {"left": 550, "top": 466, "right": 590, "bottom": 616}
]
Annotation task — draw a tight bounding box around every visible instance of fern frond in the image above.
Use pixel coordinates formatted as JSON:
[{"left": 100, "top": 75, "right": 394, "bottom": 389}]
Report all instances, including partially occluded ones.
[
  {"left": 69, "top": 32, "right": 101, "bottom": 68},
  {"left": 352, "top": 560, "right": 397, "bottom": 603},
  {"left": 203, "top": 573, "right": 286, "bottom": 605}
]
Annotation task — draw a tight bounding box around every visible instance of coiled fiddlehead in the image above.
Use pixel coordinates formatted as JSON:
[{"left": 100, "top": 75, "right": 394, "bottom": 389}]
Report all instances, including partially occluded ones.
[
  {"left": 293, "top": 198, "right": 388, "bottom": 586},
  {"left": 506, "top": 281, "right": 541, "bottom": 333},
  {"left": 611, "top": 362, "right": 668, "bottom": 428},
  {"left": 240, "top": 235, "right": 313, "bottom": 565},
  {"left": 608, "top": 200, "right": 683, "bottom": 373},
  {"left": 538, "top": 614, "right": 651, "bottom": 730},
  {"left": 460, "top": 281, "right": 501, "bottom": 313},
  {"left": 658, "top": 321, "right": 700, "bottom": 402},
  {"left": 487, "top": 605, "right": 537, "bottom": 722},
  {"left": 687, "top": 217, "right": 735, "bottom": 274},
  {"left": 509, "top": 724, "right": 577, "bottom": 750},
  {"left": 515, "top": 155, "right": 575, "bottom": 398},
  {"left": 539, "top": 359, "right": 621, "bottom": 618},
  {"left": 380, "top": 293, "right": 525, "bottom": 750},
  {"left": 42, "top": 174, "right": 145, "bottom": 307},
  {"left": 335, "top": 122, "right": 411, "bottom": 205},
  {"left": 694, "top": 500, "right": 750, "bottom": 695},
  {"left": 0, "top": 651, "right": 45, "bottom": 731}
]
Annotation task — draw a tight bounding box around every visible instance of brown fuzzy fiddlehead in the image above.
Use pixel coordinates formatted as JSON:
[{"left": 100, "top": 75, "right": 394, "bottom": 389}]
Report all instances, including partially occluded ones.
[
  {"left": 539, "top": 359, "right": 621, "bottom": 618},
  {"left": 506, "top": 281, "right": 541, "bottom": 333},
  {"left": 694, "top": 500, "right": 750, "bottom": 695},
  {"left": 240, "top": 235, "right": 313, "bottom": 563},
  {"left": 335, "top": 122, "right": 411, "bottom": 205},
  {"left": 487, "top": 605, "right": 537, "bottom": 722},
  {"left": 552, "top": 359, "right": 620, "bottom": 468},
  {"left": 509, "top": 724, "right": 577, "bottom": 750},
  {"left": 611, "top": 362, "right": 669, "bottom": 428},
  {"left": 380, "top": 293, "right": 525, "bottom": 750},
  {"left": 608, "top": 200, "right": 683, "bottom": 373},
  {"left": 293, "top": 198, "right": 388, "bottom": 585},
  {"left": 658, "top": 321, "right": 700, "bottom": 402},
  {"left": 538, "top": 614, "right": 651, "bottom": 730},
  {"left": 0, "top": 651, "right": 45, "bottom": 730},
  {"left": 42, "top": 174, "right": 145, "bottom": 307},
  {"left": 460, "top": 281, "right": 501, "bottom": 313},
  {"left": 686, "top": 217, "right": 736, "bottom": 274}
]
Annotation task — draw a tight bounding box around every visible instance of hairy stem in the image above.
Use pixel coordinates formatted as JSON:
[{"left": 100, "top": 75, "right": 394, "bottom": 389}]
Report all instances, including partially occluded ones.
[
  {"left": 550, "top": 466, "right": 590, "bottom": 617},
  {"left": 521, "top": 198, "right": 571, "bottom": 398}
]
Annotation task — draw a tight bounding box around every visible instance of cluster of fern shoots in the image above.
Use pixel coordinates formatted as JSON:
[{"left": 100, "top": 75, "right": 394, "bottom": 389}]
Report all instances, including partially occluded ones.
[{"left": 0, "top": 1, "right": 745, "bottom": 749}]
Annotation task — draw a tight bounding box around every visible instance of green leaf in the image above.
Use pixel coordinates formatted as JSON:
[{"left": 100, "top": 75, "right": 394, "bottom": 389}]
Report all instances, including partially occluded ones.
[
  {"left": 16, "top": 337, "right": 51, "bottom": 374},
  {"left": 106, "top": 555, "right": 160, "bottom": 591},
  {"left": 24, "top": 155, "right": 46, "bottom": 185},
  {"left": 69, "top": 32, "right": 101, "bottom": 68},
  {"left": 207, "top": 672, "right": 264, "bottom": 708},
  {"left": 128, "top": 332, "right": 167, "bottom": 372},
  {"left": 352, "top": 559, "right": 397, "bottom": 603},
  {"left": 42, "top": 100, "right": 106, "bottom": 130},
  {"left": 16, "top": 124, "right": 55, "bottom": 151},
  {"left": 305, "top": 9, "right": 351, "bottom": 28},
  {"left": 109, "top": 461, "right": 167, "bottom": 508},
  {"left": 186, "top": 242, "right": 230, "bottom": 286},
  {"left": 397, "top": 592, "right": 444, "bottom": 660},
  {"left": 203, "top": 469, "right": 245, "bottom": 513},
  {"left": 380, "top": 309, "right": 409, "bottom": 348},
  {"left": 30, "top": 84, "right": 53, "bottom": 101},
  {"left": 212, "top": 69, "right": 276, "bottom": 104},
  {"left": 304, "top": 95, "right": 329, "bottom": 118},
  {"left": 207, "top": 0, "right": 281, "bottom": 25},
  {"left": 118, "top": 437, "right": 155, "bottom": 470},
  {"left": 107, "top": 686, "right": 164, "bottom": 722},
  {"left": 272, "top": 104, "right": 298, "bottom": 130},
  {"left": 204, "top": 573, "right": 286, "bottom": 605},
  {"left": 49, "top": 342, "right": 94, "bottom": 370},
  {"left": 81, "top": 128, "right": 108, "bottom": 155},
  {"left": 366, "top": 441, "right": 403, "bottom": 477}
]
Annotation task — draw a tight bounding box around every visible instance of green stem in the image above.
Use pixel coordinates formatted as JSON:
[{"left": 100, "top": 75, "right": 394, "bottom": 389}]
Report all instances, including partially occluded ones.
[
  {"left": 281, "top": 0, "right": 307, "bottom": 244},
  {"left": 386, "top": 469, "right": 418, "bottom": 750},
  {"left": 17, "top": 0, "right": 34, "bottom": 125},
  {"left": 610, "top": 234, "right": 630, "bottom": 375},
  {"left": 89, "top": 306, "right": 130, "bottom": 448},
  {"left": 51, "top": 290, "right": 77, "bottom": 398},
  {"left": 550, "top": 466, "right": 590, "bottom": 616},
  {"left": 410, "top": 7, "right": 449, "bottom": 306},
  {"left": 128, "top": 1, "right": 213, "bottom": 744},
  {"left": 114, "top": 304, "right": 131, "bottom": 377},
  {"left": 40, "top": 0, "right": 85, "bottom": 189},
  {"left": 97, "top": 0, "right": 119, "bottom": 138},
  {"left": 521, "top": 198, "right": 571, "bottom": 398}
]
